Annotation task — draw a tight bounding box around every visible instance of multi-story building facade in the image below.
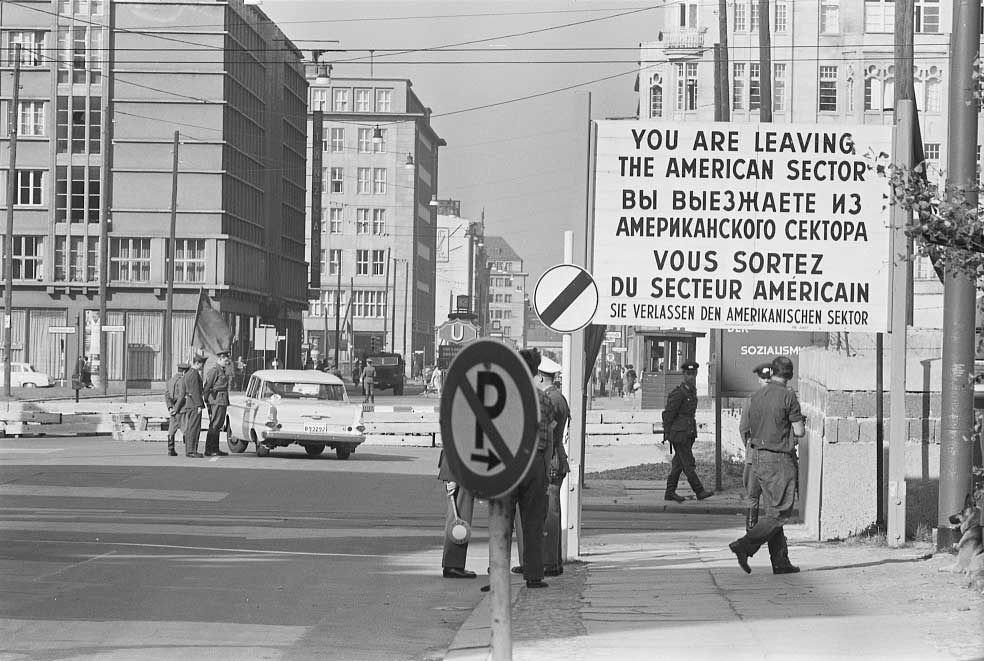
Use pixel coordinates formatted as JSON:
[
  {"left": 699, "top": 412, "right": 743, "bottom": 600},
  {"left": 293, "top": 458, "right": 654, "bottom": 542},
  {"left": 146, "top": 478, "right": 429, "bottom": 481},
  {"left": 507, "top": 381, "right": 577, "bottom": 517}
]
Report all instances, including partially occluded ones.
[
  {"left": 0, "top": 0, "right": 307, "bottom": 383},
  {"left": 303, "top": 74, "right": 444, "bottom": 371},
  {"left": 434, "top": 198, "right": 488, "bottom": 330},
  {"left": 484, "top": 236, "right": 527, "bottom": 348}
]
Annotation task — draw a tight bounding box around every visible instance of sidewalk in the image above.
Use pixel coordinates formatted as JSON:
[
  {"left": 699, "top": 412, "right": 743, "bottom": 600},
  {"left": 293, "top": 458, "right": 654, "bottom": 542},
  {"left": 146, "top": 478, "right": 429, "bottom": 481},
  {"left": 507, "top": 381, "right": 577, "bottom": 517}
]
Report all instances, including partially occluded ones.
[{"left": 445, "top": 489, "right": 984, "bottom": 661}]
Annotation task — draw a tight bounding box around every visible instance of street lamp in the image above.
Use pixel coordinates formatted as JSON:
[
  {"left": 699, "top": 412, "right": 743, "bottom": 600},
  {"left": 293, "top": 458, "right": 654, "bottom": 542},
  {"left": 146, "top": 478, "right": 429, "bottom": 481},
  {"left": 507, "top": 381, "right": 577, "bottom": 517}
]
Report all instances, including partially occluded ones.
[
  {"left": 312, "top": 50, "right": 332, "bottom": 85},
  {"left": 404, "top": 153, "right": 415, "bottom": 169},
  {"left": 372, "top": 125, "right": 383, "bottom": 145}
]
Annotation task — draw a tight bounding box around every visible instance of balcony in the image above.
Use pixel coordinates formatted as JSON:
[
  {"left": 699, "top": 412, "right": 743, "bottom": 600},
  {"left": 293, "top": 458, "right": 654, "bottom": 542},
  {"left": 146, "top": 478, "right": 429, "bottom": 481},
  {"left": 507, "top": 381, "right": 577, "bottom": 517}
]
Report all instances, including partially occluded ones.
[{"left": 655, "top": 27, "right": 707, "bottom": 57}]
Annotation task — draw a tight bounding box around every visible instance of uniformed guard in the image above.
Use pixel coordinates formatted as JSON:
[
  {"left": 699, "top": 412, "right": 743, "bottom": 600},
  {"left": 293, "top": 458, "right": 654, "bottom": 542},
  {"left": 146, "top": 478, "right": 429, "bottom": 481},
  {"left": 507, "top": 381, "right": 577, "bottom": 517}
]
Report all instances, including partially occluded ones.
[
  {"left": 729, "top": 355, "right": 804, "bottom": 574},
  {"left": 164, "top": 363, "right": 190, "bottom": 456},
  {"left": 173, "top": 353, "right": 206, "bottom": 457},
  {"left": 740, "top": 363, "right": 775, "bottom": 529},
  {"left": 662, "top": 360, "right": 714, "bottom": 502},
  {"left": 202, "top": 351, "right": 232, "bottom": 457},
  {"left": 438, "top": 450, "right": 476, "bottom": 579},
  {"left": 538, "top": 356, "right": 570, "bottom": 577}
]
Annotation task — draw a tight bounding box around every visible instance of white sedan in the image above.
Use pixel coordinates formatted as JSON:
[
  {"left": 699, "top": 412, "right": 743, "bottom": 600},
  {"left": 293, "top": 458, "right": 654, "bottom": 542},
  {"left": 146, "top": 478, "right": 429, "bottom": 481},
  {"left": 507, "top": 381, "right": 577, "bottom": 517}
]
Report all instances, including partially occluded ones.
[
  {"left": 0, "top": 363, "right": 53, "bottom": 388},
  {"left": 225, "top": 369, "right": 365, "bottom": 459}
]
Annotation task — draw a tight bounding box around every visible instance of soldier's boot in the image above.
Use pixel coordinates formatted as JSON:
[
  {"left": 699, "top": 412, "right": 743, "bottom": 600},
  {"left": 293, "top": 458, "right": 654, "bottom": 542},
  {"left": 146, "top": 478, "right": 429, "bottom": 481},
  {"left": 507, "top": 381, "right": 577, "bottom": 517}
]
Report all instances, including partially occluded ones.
[
  {"left": 167, "top": 436, "right": 177, "bottom": 456},
  {"left": 768, "top": 528, "right": 800, "bottom": 574}
]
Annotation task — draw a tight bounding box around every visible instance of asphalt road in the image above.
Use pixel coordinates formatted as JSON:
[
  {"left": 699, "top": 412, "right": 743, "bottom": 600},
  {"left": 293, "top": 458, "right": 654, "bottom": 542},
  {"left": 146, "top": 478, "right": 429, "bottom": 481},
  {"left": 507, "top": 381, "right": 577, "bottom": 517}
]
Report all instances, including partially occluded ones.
[{"left": 0, "top": 437, "right": 483, "bottom": 661}]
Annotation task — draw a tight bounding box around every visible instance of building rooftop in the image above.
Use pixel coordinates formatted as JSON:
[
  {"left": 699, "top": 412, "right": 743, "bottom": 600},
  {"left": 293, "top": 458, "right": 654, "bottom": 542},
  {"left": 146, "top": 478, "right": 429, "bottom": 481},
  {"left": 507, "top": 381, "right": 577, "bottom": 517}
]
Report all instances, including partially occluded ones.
[{"left": 484, "top": 236, "right": 523, "bottom": 264}]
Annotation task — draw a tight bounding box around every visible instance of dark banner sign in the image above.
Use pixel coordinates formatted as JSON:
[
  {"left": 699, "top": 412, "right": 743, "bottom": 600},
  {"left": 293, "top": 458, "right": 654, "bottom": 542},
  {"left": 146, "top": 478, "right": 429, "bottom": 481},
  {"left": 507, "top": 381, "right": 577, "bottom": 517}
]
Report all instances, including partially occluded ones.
[{"left": 720, "top": 329, "right": 827, "bottom": 397}]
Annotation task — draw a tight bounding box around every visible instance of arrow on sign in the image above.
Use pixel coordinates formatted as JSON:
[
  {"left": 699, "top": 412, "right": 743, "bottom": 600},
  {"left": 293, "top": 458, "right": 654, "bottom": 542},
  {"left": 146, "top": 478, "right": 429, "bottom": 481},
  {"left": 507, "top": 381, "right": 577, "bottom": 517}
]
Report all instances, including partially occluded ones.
[{"left": 471, "top": 450, "right": 502, "bottom": 471}]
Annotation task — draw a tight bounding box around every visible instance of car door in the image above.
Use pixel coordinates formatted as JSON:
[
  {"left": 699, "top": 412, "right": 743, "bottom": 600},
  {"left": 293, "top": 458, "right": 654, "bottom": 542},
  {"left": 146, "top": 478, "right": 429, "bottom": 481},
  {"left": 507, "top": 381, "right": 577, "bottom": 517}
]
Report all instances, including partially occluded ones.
[{"left": 241, "top": 376, "right": 262, "bottom": 439}]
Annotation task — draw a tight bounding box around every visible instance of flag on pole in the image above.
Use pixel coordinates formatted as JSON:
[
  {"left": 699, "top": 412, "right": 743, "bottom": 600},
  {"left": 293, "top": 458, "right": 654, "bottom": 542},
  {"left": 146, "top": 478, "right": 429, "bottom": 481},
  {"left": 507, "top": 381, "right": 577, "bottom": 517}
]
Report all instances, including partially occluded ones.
[{"left": 192, "top": 290, "right": 234, "bottom": 356}]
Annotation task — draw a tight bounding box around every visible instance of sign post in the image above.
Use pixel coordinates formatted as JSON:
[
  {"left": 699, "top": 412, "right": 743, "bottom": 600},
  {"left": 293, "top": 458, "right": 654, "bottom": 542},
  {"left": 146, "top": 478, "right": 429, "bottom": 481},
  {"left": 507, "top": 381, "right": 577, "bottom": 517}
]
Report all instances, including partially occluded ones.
[{"left": 440, "top": 339, "right": 539, "bottom": 661}]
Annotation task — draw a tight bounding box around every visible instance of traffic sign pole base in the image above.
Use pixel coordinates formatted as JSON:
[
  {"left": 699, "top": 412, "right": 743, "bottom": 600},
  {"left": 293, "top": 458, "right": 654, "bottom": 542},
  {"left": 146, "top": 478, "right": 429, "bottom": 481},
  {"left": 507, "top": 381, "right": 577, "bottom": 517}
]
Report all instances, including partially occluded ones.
[{"left": 488, "top": 498, "right": 512, "bottom": 660}]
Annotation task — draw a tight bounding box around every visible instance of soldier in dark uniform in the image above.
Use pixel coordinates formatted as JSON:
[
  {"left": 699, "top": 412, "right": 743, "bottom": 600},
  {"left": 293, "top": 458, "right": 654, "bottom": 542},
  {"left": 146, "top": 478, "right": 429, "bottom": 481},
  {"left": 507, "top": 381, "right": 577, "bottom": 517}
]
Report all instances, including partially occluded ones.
[
  {"left": 539, "top": 356, "right": 570, "bottom": 577},
  {"left": 173, "top": 354, "right": 206, "bottom": 457},
  {"left": 438, "top": 450, "right": 476, "bottom": 579},
  {"left": 202, "top": 351, "right": 232, "bottom": 457},
  {"left": 662, "top": 360, "right": 714, "bottom": 502},
  {"left": 729, "top": 355, "right": 804, "bottom": 574},
  {"left": 164, "top": 363, "right": 190, "bottom": 456}
]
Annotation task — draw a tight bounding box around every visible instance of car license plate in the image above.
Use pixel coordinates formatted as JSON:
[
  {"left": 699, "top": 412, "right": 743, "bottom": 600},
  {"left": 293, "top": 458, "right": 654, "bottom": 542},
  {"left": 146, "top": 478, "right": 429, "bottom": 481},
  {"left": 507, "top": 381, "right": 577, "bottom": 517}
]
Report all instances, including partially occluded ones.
[{"left": 304, "top": 424, "right": 331, "bottom": 434}]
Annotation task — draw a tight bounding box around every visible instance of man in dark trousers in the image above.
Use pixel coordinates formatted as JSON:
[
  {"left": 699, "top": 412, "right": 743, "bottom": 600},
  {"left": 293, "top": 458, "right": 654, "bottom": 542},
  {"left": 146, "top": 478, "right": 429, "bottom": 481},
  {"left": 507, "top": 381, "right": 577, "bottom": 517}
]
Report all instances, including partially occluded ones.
[
  {"left": 173, "top": 354, "right": 207, "bottom": 457},
  {"left": 164, "top": 363, "right": 190, "bottom": 456},
  {"left": 662, "top": 360, "right": 714, "bottom": 502},
  {"left": 360, "top": 359, "right": 376, "bottom": 404},
  {"left": 438, "top": 450, "right": 476, "bottom": 579},
  {"left": 202, "top": 351, "right": 232, "bottom": 457},
  {"left": 729, "top": 355, "right": 804, "bottom": 575},
  {"left": 538, "top": 356, "right": 570, "bottom": 577}
]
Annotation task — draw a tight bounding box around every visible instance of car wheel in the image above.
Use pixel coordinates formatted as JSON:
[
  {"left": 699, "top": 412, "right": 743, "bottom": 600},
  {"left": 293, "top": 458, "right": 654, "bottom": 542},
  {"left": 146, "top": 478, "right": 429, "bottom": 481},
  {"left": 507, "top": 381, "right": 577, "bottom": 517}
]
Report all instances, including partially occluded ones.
[
  {"left": 304, "top": 443, "right": 326, "bottom": 457},
  {"left": 256, "top": 441, "right": 270, "bottom": 457},
  {"left": 336, "top": 447, "right": 351, "bottom": 460},
  {"left": 226, "top": 419, "right": 247, "bottom": 453}
]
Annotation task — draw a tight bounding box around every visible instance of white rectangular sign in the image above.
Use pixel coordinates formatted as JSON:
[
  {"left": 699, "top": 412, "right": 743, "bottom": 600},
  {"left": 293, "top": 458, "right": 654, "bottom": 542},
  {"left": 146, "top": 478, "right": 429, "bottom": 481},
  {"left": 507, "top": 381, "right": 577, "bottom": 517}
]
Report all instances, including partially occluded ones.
[
  {"left": 101, "top": 325, "right": 125, "bottom": 332},
  {"left": 48, "top": 326, "right": 76, "bottom": 334},
  {"left": 592, "top": 120, "right": 893, "bottom": 332}
]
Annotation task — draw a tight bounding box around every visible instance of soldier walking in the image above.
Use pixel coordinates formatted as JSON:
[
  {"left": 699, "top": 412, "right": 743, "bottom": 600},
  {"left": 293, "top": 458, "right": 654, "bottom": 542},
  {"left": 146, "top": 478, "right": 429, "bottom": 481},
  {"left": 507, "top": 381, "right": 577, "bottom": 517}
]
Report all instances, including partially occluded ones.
[
  {"left": 662, "top": 360, "right": 714, "bottom": 502},
  {"left": 164, "top": 363, "right": 190, "bottom": 456}
]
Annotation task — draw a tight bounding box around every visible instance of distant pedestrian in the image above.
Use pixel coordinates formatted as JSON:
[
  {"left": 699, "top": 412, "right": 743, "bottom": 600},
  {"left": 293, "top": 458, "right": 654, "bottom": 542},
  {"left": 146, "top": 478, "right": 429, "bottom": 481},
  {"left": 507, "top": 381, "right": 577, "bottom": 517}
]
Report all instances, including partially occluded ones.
[
  {"left": 164, "top": 363, "right": 190, "bottom": 457},
  {"left": 234, "top": 356, "right": 246, "bottom": 390},
  {"left": 662, "top": 360, "right": 714, "bottom": 502},
  {"left": 729, "top": 356, "right": 804, "bottom": 575},
  {"left": 202, "top": 351, "right": 231, "bottom": 457},
  {"left": 438, "top": 450, "right": 476, "bottom": 580},
  {"left": 76, "top": 357, "right": 93, "bottom": 388},
  {"left": 609, "top": 367, "right": 622, "bottom": 398},
  {"left": 173, "top": 354, "right": 207, "bottom": 457},
  {"left": 361, "top": 359, "right": 376, "bottom": 403},
  {"left": 624, "top": 364, "right": 637, "bottom": 397}
]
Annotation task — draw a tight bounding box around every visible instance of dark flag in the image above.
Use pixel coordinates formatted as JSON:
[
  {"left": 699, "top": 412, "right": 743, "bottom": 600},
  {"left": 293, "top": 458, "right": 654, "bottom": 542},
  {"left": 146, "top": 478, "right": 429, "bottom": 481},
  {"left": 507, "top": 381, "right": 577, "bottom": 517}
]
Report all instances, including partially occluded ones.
[{"left": 192, "top": 290, "right": 234, "bottom": 356}]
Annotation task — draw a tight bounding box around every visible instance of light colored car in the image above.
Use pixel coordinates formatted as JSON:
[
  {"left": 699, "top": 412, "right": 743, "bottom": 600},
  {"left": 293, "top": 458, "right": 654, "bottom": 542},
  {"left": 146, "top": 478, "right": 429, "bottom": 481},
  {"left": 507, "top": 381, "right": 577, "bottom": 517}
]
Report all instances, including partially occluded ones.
[
  {"left": 0, "top": 362, "right": 52, "bottom": 388},
  {"left": 225, "top": 369, "right": 365, "bottom": 459}
]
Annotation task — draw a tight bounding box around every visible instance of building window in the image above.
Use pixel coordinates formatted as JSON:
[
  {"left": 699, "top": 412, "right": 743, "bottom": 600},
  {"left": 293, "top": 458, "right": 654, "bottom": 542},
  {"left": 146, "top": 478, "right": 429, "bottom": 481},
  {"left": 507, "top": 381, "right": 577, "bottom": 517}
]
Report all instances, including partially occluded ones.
[
  {"left": 916, "top": 66, "right": 943, "bottom": 113},
  {"left": 864, "top": 65, "right": 894, "bottom": 112},
  {"left": 774, "top": 63, "right": 786, "bottom": 112},
  {"left": 57, "top": 26, "right": 102, "bottom": 84},
  {"left": 330, "top": 167, "right": 343, "bottom": 193},
  {"left": 56, "top": 165, "right": 100, "bottom": 222},
  {"left": 352, "top": 290, "right": 386, "bottom": 318},
  {"left": 310, "top": 88, "right": 328, "bottom": 111},
  {"left": 57, "top": 96, "right": 101, "bottom": 154},
  {"left": 734, "top": 2, "right": 747, "bottom": 31},
  {"left": 354, "top": 88, "right": 372, "bottom": 112},
  {"left": 358, "top": 128, "right": 372, "bottom": 153},
  {"left": 329, "top": 207, "right": 343, "bottom": 233},
  {"left": 371, "top": 250, "right": 386, "bottom": 276},
  {"left": 16, "top": 101, "right": 45, "bottom": 137},
  {"left": 372, "top": 208, "right": 386, "bottom": 235},
  {"left": 821, "top": 0, "right": 840, "bottom": 34},
  {"left": 330, "top": 127, "right": 344, "bottom": 152},
  {"left": 7, "top": 31, "right": 44, "bottom": 67},
  {"left": 750, "top": 1, "right": 760, "bottom": 31},
  {"left": 375, "top": 89, "right": 392, "bottom": 112},
  {"left": 923, "top": 143, "right": 940, "bottom": 161},
  {"left": 649, "top": 74, "right": 663, "bottom": 119},
  {"left": 504, "top": 294, "right": 512, "bottom": 303},
  {"left": 165, "top": 238, "right": 206, "bottom": 283},
  {"left": 332, "top": 88, "right": 350, "bottom": 112},
  {"left": 864, "top": 0, "right": 894, "bottom": 33},
  {"left": 373, "top": 128, "right": 386, "bottom": 153},
  {"left": 357, "top": 168, "right": 371, "bottom": 194},
  {"left": 914, "top": 1, "right": 939, "bottom": 34},
  {"left": 110, "top": 238, "right": 151, "bottom": 282},
  {"left": 16, "top": 170, "right": 43, "bottom": 206},
  {"left": 356, "top": 249, "right": 369, "bottom": 275},
  {"left": 328, "top": 249, "right": 341, "bottom": 276},
  {"left": 818, "top": 66, "right": 838, "bottom": 112},
  {"left": 59, "top": 1, "right": 105, "bottom": 15},
  {"left": 2, "top": 236, "right": 44, "bottom": 281},
  {"left": 679, "top": 1, "right": 698, "bottom": 27},
  {"left": 775, "top": 2, "right": 788, "bottom": 32},
  {"left": 503, "top": 326, "right": 511, "bottom": 337},
  {"left": 373, "top": 168, "right": 387, "bottom": 194},
  {"left": 55, "top": 235, "right": 99, "bottom": 282},
  {"left": 676, "top": 63, "right": 698, "bottom": 111},
  {"left": 749, "top": 63, "right": 761, "bottom": 111},
  {"left": 356, "top": 208, "right": 370, "bottom": 234},
  {"left": 732, "top": 63, "right": 745, "bottom": 110}
]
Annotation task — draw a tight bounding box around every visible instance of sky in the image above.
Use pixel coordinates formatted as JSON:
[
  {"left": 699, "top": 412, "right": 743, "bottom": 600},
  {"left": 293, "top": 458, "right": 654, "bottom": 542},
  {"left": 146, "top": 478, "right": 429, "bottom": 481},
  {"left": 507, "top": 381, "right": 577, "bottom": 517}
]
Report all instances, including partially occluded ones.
[{"left": 260, "top": 0, "right": 667, "bottom": 288}]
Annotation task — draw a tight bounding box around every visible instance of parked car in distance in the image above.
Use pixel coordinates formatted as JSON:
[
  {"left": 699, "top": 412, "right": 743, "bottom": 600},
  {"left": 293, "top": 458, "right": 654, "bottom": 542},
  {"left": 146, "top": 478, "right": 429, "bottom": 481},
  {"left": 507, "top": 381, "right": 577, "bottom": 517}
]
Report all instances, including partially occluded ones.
[
  {"left": 0, "top": 363, "right": 53, "bottom": 388},
  {"left": 225, "top": 369, "right": 365, "bottom": 459}
]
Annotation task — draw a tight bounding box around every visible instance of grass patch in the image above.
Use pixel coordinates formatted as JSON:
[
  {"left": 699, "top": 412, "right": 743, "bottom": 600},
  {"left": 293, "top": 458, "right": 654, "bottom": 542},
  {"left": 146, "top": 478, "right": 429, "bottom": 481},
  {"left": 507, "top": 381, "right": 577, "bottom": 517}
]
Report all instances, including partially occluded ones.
[{"left": 587, "top": 460, "right": 745, "bottom": 491}]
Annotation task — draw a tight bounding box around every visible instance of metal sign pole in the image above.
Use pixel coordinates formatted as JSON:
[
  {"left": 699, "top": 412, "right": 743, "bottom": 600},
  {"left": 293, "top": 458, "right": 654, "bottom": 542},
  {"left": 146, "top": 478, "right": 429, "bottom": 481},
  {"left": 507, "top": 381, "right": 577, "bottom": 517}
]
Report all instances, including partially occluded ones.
[{"left": 488, "top": 498, "right": 512, "bottom": 661}]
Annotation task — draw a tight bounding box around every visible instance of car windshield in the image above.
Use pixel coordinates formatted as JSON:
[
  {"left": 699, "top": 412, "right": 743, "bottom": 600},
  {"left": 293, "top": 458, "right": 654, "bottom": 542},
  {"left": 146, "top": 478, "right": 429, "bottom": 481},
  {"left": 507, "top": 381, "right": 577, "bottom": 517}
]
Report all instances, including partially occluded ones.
[
  {"left": 371, "top": 357, "right": 400, "bottom": 366},
  {"left": 263, "top": 381, "right": 346, "bottom": 401}
]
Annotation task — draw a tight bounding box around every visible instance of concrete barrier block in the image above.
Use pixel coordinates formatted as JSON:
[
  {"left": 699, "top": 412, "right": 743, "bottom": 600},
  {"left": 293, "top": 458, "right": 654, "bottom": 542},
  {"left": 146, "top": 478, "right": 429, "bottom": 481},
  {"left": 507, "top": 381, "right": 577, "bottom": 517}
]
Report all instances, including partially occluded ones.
[
  {"left": 905, "top": 393, "right": 929, "bottom": 419},
  {"left": 586, "top": 422, "right": 654, "bottom": 435},
  {"left": 858, "top": 418, "right": 878, "bottom": 444},
  {"left": 827, "top": 391, "right": 852, "bottom": 417},
  {"left": 837, "top": 417, "right": 859, "bottom": 443},
  {"left": 586, "top": 411, "right": 602, "bottom": 425},
  {"left": 824, "top": 417, "right": 840, "bottom": 443},
  {"left": 851, "top": 392, "right": 876, "bottom": 418},
  {"left": 598, "top": 411, "right": 664, "bottom": 424}
]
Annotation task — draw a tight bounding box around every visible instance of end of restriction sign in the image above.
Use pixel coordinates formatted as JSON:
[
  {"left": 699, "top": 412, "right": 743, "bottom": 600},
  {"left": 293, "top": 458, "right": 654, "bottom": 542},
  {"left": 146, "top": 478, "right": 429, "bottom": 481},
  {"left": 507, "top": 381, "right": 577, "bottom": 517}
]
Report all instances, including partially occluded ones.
[{"left": 439, "top": 339, "right": 540, "bottom": 500}]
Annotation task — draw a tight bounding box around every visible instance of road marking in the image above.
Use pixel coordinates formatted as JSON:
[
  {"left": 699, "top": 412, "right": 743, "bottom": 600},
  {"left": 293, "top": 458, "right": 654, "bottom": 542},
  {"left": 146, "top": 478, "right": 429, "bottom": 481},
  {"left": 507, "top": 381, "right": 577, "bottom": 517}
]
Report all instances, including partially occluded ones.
[
  {"left": 4, "top": 537, "right": 391, "bottom": 558},
  {"left": 0, "top": 485, "right": 226, "bottom": 501},
  {"left": 0, "top": 448, "right": 60, "bottom": 454}
]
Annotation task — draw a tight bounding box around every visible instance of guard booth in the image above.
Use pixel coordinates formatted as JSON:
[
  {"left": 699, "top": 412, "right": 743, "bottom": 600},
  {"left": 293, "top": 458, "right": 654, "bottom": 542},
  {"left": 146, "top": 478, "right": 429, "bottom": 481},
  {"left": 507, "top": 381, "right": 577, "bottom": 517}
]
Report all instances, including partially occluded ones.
[{"left": 637, "top": 330, "right": 704, "bottom": 410}]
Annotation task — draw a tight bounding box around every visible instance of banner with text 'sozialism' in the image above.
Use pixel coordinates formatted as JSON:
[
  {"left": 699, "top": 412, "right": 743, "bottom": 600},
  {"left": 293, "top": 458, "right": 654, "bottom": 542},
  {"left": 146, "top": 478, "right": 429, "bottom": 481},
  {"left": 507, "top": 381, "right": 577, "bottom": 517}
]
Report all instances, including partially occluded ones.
[{"left": 591, "top": 120, "right": 893, "bottom": 333}]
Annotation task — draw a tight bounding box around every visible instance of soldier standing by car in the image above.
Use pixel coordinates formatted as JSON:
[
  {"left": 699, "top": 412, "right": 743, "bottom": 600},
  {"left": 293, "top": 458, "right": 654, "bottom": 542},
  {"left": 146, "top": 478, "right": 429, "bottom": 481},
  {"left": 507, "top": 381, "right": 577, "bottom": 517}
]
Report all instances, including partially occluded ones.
[
  {"left": 202, "top": 351, "right": 231, "bottom": 457},
  {"left": 164, "top": 363, "right": 190, "bottom": 457},
  {"left": 173, "top": 354, "right": 207, "bottom": 457}
]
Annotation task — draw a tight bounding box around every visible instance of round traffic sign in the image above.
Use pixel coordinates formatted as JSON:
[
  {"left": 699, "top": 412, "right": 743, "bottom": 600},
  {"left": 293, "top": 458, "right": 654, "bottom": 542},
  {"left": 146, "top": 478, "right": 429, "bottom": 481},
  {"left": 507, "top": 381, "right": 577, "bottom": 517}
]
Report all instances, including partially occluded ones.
[
  {"left": 533, "top": 264, "right": 599, "bottom": 333},
  {"left": 607, "top": 352, "right": 615, "bottom": 362},
  {"left": 439, "top": 340, "right": 540, "bottom": 499}
]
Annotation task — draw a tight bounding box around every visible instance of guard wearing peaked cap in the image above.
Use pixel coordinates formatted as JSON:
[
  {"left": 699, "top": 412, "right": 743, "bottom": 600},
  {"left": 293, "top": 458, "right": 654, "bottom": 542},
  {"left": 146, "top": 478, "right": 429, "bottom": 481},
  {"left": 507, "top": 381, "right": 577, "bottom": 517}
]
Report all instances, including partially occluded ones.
[
  {"left": 752, "top": 362, "right": 773, "bottom": 382},
  {"left": 202, "top": 350, "right": 232, "bottom": 457},
  {"left": 661, "top": 360, "right": 714, "bottom": 503},
  {"left": 164, "top": 363, "right": 190, "bottom": 456}
]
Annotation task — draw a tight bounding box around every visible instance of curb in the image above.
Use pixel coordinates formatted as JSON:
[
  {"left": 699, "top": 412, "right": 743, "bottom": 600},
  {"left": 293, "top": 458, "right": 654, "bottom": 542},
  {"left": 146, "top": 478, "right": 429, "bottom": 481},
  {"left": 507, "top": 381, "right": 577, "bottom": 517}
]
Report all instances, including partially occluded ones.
[
  {"left": 583, "top": 502, "right": 748, "bottom": 515},
  {"left": 444, "top": 577, "right": 524, "bottom": 660}
]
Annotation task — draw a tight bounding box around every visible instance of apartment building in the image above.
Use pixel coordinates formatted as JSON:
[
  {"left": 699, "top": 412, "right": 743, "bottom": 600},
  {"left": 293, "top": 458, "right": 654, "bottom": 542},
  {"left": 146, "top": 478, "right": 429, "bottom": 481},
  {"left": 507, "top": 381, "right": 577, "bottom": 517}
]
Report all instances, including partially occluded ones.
[
  {"left": 484, "top": 236, "right": 527, "bottom": 348},
  {"left": 303, "top": 74, "right": 444, "bottom": 370},
  {"left": 0, "top": 0, "right": 308, "bottom": 382},
  {"left": 433, "top": 199, "right": 488, "bottom": 328}
]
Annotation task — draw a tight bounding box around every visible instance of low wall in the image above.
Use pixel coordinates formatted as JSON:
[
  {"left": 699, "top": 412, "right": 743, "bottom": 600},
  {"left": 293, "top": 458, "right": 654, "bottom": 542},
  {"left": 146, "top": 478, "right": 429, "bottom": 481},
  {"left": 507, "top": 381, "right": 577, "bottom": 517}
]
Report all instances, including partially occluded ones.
[{"left": 797, "top": 329, "right": 943, "bottom": 540}]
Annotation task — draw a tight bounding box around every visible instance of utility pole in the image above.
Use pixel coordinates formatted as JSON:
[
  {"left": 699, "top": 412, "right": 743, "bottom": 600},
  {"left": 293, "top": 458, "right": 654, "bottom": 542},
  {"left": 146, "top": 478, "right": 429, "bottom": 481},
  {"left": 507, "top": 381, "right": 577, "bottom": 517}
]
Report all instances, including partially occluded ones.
[
  {"left": 3, "top": 45, "right": 22, "bottom": 399},
  {"left": 938, "top": 0, "right": 979, "bottom": 550},
  {"left": 382, "top": 247, "right": 391, "bottom": 351},
  {"left": 757, "top": 0, "right": 772, "bottom": 122},
  {"left": 402, "top": 259, "right": 409, "bottom": 360},
  {"left": 98, "top": 14, "right": 114, "bottom": 394},
  {"left": 163, "top": 131, "right": 179, "bottom": 379},
  {"left": 390, "top": 258, "right": 397, "bottom": 352},
  {"left": 718, "top": 0, "right": 730, "bottom": 121},
  {"left": 334, "top": 261, "right": 341, "bottom": 366}
]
